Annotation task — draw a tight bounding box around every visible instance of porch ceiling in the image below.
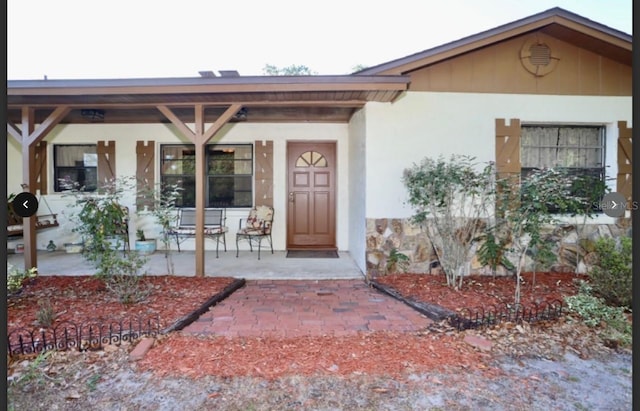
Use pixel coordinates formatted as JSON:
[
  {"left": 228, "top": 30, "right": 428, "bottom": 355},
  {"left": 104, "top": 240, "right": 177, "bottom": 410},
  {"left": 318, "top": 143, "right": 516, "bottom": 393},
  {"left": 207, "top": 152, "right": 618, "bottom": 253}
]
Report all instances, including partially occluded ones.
[{"left": 7, "top": 75, "right": 410, "bottom": 124}]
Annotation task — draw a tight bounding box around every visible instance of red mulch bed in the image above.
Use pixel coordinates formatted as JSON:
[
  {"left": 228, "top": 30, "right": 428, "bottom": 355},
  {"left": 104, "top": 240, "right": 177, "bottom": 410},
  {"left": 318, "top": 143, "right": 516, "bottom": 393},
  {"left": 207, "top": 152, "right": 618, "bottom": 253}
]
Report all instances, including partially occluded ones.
[
  {"left": 7, "top": 275, "right": 237, "bottom": 330},
  {"left": 375, "top": 271, "right": 586, "bottom": 312},
  {"left": 138, "top": 331, "right": 497, "bottom": 381},
  {"left": 8, "top": 271, "right": 586, "bottom": 380}
]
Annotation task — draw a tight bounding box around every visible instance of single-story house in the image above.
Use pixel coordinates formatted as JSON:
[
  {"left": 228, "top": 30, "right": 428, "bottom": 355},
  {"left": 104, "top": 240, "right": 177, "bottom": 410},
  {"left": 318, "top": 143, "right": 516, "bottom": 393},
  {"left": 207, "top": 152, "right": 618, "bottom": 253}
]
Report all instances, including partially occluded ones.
[{"left": 7, "top": 7, "right": 632, "bottom": 277}]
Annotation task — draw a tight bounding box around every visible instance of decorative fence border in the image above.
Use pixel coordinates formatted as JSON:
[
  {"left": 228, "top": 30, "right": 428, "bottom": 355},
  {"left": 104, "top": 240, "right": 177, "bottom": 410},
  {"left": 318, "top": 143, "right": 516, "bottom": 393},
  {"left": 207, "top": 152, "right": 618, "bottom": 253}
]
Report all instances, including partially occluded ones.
[
  {"left": 370, "top": 280, "right": 565, "bottom": 331},
  {"left": 7, "top": 278, "right": 247, "bottom": 358},
  {"left": 7, "top": 316, "right": 161, "bottom": 357},
  {"left": 449, "top": 299, "right": 564, "bottom": 331}
]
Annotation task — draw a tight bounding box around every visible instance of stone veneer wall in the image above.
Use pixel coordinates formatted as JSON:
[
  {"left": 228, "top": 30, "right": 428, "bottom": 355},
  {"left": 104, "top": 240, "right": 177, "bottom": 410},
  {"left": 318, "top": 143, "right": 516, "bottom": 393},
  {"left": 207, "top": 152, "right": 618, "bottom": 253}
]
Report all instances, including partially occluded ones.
[{"left": 366, "top": 217, "right": 632, "bottom": 278}]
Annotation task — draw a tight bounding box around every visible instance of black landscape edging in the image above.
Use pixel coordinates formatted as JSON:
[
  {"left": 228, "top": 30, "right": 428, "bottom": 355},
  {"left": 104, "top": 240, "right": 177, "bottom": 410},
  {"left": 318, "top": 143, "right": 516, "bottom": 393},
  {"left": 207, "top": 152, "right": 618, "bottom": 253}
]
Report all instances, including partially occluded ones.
[
  {"left": 161, "top": 278, "right": 246, "bottom": 334},
  {"left": 369, "top": 280, "right": 565, "bottom": 331},
  {"left": 369, "top": 280, "right": 459, "bottom": 323}
]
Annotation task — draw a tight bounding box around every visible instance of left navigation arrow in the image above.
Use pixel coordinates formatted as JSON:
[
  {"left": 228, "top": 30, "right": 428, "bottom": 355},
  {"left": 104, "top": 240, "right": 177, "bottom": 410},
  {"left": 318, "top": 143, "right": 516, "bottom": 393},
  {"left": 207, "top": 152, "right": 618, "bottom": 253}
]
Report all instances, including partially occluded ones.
[{"left": 12, "top": 192, "right": 39, "bottom": 217}]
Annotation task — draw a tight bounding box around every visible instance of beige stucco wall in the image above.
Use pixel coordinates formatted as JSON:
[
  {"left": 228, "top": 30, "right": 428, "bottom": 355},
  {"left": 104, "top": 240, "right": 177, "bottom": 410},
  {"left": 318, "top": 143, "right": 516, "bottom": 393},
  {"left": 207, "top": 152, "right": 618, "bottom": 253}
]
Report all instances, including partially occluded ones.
[
  {"left": 359, "top": 91, "right": 631, "bottom": 276},
  {"left": 347, "top": 108, "right": 367, "bottom": 272},
  {"left": 7, "top": 122, "right": 351, "bottom": 252},
  {"left": 364, "top": 91, "right": 632, "bottom": 224}
]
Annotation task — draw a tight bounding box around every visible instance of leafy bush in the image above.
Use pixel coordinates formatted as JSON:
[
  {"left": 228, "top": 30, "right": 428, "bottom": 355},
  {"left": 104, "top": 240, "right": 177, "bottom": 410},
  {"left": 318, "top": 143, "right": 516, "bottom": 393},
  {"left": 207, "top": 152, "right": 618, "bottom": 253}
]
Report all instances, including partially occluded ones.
[
  {"left": 403, "top": 155, "right": 494, "bottom": 288},
  {"left": 476, "top": 230, "right": 514, "bottom": 277},
  {"left": 589, "top": 237, "right": 632, "bottom": 308},
  {"left": 565, "top": 281, "right": 631, "bottom": 347},
  {"left": 64, "top": 176, "right": 136, "bottom": 276},
  {"left": 105, "top": 273, "right": 151, "bottom": 304},
  {"left": 99, "top": 248, "right": 150, "bottom": 304},
  {"left": 495, "top": 167, "right": 581, "bottom": 304},
  {"left": 7, "top": 264, "right": 37, "bottom": 295},
  {"left": 136, "top": 180, "right": 183, "bottom": 275},
  {"left": 64, "top": 176, "right": 153, "bottom": 303}
]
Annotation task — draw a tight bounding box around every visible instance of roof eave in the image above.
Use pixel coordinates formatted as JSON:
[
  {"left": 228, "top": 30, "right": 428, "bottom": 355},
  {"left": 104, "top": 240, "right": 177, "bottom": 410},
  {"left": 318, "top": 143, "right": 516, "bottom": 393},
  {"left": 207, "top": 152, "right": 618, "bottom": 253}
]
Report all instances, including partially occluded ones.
[
  {"left": 357, "top": 7, "right": 631, "bottom": 75},
  {"left": 7, "top": 75, "right": 410, "bottom": 96}
]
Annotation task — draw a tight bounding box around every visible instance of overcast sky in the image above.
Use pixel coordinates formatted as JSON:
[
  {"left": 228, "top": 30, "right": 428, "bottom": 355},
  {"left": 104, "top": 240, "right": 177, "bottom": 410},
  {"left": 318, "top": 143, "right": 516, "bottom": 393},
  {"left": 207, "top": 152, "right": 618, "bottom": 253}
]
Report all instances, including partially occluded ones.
[{"left": 7, "top": 0, "right": 632, "bottom": 80}]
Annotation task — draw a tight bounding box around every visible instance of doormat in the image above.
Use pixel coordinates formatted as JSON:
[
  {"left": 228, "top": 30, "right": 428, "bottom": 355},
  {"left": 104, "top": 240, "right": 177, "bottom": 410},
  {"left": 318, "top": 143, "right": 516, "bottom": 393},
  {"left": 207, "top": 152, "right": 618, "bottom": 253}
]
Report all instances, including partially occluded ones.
[{"left": 286, "top": 250, "right": 339, "bottom": 258}]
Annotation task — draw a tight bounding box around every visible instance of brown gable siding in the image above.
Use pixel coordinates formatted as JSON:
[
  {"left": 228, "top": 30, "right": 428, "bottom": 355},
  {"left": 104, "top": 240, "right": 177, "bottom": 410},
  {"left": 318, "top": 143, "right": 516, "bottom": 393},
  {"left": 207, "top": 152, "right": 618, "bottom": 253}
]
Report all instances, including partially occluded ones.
[{"left": 408, "top": 32, "right": 631, "bottom": 96}]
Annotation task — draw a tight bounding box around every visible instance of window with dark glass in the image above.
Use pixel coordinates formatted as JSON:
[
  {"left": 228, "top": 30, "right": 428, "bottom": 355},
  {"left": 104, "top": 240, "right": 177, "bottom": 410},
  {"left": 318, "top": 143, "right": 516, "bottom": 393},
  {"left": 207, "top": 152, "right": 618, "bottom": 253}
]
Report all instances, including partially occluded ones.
[
  {"left": 54, "top": 145, "right": 98, "bottom": 192},
  {"left": 521, "top": 125, "right": 606, "bottom": 212},
  {"left": 161, "top": 144, "right": 253, "bottom": 208}
]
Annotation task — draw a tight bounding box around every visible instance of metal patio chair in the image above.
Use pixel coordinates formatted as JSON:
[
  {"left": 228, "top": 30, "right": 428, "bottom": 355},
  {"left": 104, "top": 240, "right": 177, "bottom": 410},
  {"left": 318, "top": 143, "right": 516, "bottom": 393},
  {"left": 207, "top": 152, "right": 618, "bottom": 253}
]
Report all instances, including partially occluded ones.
[{"left": 235, "top": 205, "right": 274, "bottom": 260}]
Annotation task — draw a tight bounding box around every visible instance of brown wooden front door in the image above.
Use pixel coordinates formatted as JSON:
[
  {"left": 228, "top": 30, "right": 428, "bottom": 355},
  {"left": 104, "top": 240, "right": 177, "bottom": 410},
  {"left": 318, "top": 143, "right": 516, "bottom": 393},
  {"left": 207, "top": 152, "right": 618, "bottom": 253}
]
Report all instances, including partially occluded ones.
[{"left": 287, "top": 141, "right": 337, "bottom": 249}]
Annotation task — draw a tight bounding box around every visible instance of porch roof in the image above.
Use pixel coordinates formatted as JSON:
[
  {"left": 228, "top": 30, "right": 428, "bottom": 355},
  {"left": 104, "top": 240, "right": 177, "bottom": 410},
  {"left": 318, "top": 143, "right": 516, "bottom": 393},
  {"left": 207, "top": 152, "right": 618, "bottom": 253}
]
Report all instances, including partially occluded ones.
[{"left": 7, "top": 74, "right": 410, "bottom": 124}]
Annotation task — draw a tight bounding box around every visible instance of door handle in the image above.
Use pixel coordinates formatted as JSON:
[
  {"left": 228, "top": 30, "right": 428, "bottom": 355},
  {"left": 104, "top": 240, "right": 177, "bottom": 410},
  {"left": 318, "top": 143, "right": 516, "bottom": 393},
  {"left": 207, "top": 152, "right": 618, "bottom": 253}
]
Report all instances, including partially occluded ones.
[{"left": 288, "top": 192, "right": 295, "bottom": 203}]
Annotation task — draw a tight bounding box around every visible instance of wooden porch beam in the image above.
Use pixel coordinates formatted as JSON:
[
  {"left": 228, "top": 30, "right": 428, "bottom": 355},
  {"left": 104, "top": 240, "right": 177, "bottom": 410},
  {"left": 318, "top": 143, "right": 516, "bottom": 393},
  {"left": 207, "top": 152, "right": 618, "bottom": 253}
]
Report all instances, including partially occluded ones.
[
  {"left": 7, "top": 121, "right": 22, "bottom": 143},
  {"left": 156, "top": 105, "right": 196, "bottom": 143},
  {"left": 203, "top": 103, "right": 242, "bottom": 143},
  {"left": 9, "top": 100, "right": 368, "bottom": 109},
  {"left": 25, "top": 106, "right": 71, "bottom": 146}
]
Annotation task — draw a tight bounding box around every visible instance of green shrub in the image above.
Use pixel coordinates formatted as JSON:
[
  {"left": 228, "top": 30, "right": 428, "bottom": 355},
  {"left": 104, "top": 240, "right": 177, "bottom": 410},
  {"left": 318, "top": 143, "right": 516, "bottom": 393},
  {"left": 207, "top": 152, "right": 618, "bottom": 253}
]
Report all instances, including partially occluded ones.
[
  {"left": 565, "top": 281, "right": 631, "bottom": 347},
  {"left": 589, "top": 237, "right": 632, "bottom": 308},
  {"left": 386, "top": 248, "right": 410, "bottom": 274},
  {"left": 7, "top": 264, "right": 37, "bottom": 295},
  {"left": 476, "top": 230, "right": 514, "bottom": 276},
  {"left": 105, "top": 273, "right": 151, "bottom": 305},
  {"left": 99, "top": 249, "right": 150, "bottom": 304},
  {"left": 402, "top": 155, "right": 495, "bottom": 288}
]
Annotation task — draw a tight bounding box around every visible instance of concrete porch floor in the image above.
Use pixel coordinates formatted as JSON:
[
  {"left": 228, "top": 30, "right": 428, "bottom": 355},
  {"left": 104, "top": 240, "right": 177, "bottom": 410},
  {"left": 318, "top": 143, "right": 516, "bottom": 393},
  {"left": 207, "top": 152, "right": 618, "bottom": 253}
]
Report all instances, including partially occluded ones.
[{"left": 7, "top": 249, "right": 365, "bottom": 280}]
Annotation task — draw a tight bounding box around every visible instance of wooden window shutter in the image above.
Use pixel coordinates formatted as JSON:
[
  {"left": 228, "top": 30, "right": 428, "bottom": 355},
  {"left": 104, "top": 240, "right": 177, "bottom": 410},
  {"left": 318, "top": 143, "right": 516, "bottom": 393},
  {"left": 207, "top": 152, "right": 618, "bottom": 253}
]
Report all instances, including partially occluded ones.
[
  {"left": 254, "top": 140, "right": 273, "bottom": 207},
  {"left": 34, "top": 140, "right": 48, "bottom": 194},
  {"left": 136, "top": 140, "right": 155, "bottom": 211},
  {"left": 495, "top": 118, "right": 521, "bottom": 176},
  {"left": 495, "top": 118, "right": 521, "bottom": 214},
  {"left": 617, "top": 121, "right": 632, "bottom": 206},
  {"left": 97, "top": 140, "right": 116, "bottom": 188}
]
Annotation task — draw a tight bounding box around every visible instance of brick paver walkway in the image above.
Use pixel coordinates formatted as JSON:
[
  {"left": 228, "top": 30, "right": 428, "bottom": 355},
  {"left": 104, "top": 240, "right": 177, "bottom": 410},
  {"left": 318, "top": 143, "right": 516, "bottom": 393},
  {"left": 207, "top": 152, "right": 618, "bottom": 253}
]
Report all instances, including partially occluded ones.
[{"left": 182, "top": 280, "right": 432, "bottom": 337}]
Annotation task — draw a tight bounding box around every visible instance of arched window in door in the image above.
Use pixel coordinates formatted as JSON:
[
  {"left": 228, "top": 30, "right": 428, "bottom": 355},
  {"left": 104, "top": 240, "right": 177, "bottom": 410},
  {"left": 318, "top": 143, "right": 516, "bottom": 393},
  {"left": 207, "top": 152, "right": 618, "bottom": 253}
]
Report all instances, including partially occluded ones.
[{"left": 295, "top": 151, "right": 328, "bottom": 167}]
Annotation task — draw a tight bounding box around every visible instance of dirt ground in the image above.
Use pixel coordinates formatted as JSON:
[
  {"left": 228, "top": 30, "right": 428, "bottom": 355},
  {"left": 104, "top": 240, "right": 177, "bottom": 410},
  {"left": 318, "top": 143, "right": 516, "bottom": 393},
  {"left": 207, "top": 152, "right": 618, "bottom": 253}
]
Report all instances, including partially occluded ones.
[
  {"left": 7, "top": 336, "right": 632, "bottom": 410},
  {"left": 7, "top": 272, "right": 633, "bottom": 410}
]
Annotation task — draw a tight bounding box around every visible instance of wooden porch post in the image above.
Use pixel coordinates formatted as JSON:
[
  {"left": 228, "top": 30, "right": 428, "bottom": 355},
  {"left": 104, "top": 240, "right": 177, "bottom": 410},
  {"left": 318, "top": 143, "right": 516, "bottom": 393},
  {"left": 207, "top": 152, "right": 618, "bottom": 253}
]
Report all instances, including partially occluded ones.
[
  {"left": 194, "top": 105, "right": 207, "bottom": 277},
  {"left": 21, "top": 108, "right": 37, "bottom": 269},
  {"left": 9, "top": 106, "right": 71, "bottom": 270},
  {"left": 158, "top": 104, "right": 241, "bottom": 277}
]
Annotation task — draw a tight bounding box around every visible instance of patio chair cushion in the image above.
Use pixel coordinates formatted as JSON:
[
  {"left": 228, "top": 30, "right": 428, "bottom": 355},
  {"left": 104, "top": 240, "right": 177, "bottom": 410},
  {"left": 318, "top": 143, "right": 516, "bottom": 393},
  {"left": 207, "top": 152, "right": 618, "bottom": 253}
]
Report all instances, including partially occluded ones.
[
  {"left": 168, "top": 226, "right": 228, "bottom": 236},
  {"left": 240, "top": 205, "right": 273, "bottom": 235}
]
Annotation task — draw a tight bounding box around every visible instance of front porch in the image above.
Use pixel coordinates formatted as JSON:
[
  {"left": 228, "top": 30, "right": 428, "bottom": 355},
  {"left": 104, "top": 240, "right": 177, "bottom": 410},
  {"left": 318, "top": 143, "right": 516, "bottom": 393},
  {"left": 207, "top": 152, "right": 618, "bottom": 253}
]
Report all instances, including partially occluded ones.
[{"left": 7, "top": 249, "right": 364, "bottom": 280}]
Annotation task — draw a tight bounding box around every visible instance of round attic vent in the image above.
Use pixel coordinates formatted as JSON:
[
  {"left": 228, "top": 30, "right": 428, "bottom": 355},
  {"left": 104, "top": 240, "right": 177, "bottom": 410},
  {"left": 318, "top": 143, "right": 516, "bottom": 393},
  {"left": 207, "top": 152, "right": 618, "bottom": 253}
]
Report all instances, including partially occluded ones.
[
  {"left": 520, "top": 38, "right": 559, "bottom": 77},
  {"left": 529, "top": 43, "right": 551, "bottom": 66}
]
